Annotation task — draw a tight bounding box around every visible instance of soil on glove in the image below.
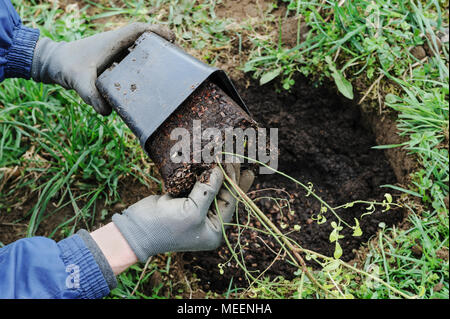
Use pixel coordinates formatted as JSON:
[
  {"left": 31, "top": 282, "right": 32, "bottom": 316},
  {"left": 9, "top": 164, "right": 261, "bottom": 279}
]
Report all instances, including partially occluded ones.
[{"left": 182, "top": 76, "right": 404, "bottom": 292}]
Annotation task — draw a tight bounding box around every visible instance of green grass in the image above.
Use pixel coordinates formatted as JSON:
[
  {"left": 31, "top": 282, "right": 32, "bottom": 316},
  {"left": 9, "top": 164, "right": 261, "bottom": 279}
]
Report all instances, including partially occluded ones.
[
  {"left": 0, "top": 0, "right": 448, "bottom": 299},
  {"left": 0, "top": 79, "right": 138, "bottom": 236},
  {"left": 0, "top": 5, "right": 137, "bottom": 234}
]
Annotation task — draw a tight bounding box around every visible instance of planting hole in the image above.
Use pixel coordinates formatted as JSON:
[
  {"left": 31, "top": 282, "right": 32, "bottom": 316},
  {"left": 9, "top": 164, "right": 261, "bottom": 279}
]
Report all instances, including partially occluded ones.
[{"left": 183, "top": 76, "right": 404, "bottom": 292}]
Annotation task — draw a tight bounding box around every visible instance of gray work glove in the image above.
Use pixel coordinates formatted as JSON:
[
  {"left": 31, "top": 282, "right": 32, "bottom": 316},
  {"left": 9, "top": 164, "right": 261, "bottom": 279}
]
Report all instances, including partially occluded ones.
[
  {"left": 112, "top": 165, "right": 255, "bottom": 262},
  {"left": 31, "top": 23, "right": 175, "bottom": 115}
]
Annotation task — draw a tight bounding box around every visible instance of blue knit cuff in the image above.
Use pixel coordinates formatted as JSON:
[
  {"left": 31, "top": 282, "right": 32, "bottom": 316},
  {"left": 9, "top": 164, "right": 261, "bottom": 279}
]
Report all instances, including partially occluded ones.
[
  {"left": 5, "top": 24, "right": 40, "bottom": 79},
  {"left": 57, "top": 235, "right": 110, "bottom": 299}
]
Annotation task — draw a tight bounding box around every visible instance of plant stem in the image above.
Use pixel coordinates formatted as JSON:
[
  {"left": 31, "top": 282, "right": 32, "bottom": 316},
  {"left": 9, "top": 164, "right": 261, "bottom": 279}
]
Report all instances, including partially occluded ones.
[{"left": 221, "top": 169, "right": 330, "bottom": 295}]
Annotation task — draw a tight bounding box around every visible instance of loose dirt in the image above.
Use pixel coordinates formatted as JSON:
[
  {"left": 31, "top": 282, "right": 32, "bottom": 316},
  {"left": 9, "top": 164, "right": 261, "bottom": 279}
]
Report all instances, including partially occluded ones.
[
  {"left": 182, "top": 75, "right": 406, "bottom": 292},
  {"left": 216, "top": 0, "right": 273, "bottom": 21}
]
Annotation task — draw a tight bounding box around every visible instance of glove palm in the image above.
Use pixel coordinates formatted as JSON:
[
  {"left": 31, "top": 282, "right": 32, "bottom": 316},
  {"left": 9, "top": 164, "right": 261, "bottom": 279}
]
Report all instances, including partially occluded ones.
[{"left": 112, "top": 165, "right": 254, "bottom": 262}]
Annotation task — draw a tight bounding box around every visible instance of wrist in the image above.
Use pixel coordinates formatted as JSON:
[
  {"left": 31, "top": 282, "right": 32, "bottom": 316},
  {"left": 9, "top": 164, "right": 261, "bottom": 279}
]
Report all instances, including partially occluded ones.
[{"left": 90, "top": 222, "right": 138, "bottom": 275}]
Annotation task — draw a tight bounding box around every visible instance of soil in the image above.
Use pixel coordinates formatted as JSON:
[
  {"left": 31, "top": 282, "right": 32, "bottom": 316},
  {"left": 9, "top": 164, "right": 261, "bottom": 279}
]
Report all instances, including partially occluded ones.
[
  {"left": 146, "top": 81, "right": 258, "bottom": 197},
  {"left": 0, "top": 176, "right": 156, "bottom": 245},
  {"left": 182, "top": 75, "right": 406, "bottom": 292},
  {"left": 216, "top": 0, "right": 273, "bottom": 21},
  {"left": 280, "top": 17, "right": 310, "bottom": 49},
  {"left": 361, "top": 111, "right": 418, "bottom": 185}
]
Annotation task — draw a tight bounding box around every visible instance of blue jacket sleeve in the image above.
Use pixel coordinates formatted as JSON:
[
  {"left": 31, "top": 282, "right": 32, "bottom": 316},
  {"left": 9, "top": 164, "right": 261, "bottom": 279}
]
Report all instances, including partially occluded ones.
[
  {"left": 0, "top": 235, "right": 111, "bottom": 299},
  {"left": 0, "top": 0, "right": 40, "bottom": 82}
]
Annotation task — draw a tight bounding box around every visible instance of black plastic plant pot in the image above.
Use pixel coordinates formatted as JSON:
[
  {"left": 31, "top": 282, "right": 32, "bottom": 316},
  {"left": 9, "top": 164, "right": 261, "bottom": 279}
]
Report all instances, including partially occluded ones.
[
  {"left": 96, "top": 32, "right": 257, "bottom": 197},
  {"left": 96, "top": 32, "right": 250, "bottom": 149}
]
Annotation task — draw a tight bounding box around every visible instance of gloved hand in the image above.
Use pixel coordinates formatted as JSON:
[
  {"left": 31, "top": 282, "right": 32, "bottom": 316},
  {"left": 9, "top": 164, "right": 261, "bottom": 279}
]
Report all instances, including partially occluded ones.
[
  {"left": 31, "top": 23, "right": 175, "bottom": 115},
  {"left": 112, "top": 165, "right": 254, "bottom": 262}
]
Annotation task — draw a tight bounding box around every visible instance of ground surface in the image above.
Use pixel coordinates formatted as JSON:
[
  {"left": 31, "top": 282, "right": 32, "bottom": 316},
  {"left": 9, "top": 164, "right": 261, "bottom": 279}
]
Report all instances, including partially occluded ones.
[
  {"left": 1, "top": 0, "right": 447, "bottom": 299},
  {"left": 0, "top": 73, "right": 407, "bottom": 295},
  {"left": 183, "top": 75, "right": 405, "bottom": 292}
]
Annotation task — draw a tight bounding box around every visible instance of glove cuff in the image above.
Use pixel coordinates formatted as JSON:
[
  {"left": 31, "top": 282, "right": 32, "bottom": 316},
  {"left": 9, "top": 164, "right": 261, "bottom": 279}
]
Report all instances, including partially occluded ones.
[
  {"left": 31, "top": 37, "right": 60, "bottom": 83},
  {"left": 112, "top": 212, "right": 177, "bottom": 263},
  {"left": 5, "top": 25, "right": 40, "bottom": 79}
]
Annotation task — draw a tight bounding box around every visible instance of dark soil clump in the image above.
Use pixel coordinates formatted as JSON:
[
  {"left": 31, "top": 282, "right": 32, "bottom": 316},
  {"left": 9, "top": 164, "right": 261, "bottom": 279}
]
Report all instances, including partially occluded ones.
[
  {"left": 183, "top": 76, "right": 404, "bottom": 292},
  {"left": 146, "top": 81, "right": 258, "bottom": 197}
]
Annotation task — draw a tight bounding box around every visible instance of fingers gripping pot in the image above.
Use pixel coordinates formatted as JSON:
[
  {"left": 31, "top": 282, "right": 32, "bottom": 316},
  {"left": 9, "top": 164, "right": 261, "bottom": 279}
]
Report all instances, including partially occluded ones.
[{"left": 96, "top": 32, "right": 258, "bottom": 197}]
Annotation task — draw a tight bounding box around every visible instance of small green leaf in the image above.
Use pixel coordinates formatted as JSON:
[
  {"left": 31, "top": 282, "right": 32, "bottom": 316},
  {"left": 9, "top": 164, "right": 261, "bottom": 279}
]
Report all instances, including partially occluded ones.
[
  {"left": 417, "top": 286, "right": 425, "bottom": 297},
  {"left": 334, "top": 242, "right": 343, "bottom": 259},
  {"left": 325, "top": 56, "right": 354, "bottom": 99},
  {"left": 329, "top": 229, "right": 338, "bottom": 242},
  {"left": 385, "top": 93, "right": 398, "bottom": 104},
  {"left": 317, "top": 215, "right": 327, "bottom": 224},
  {"left": 331, "top": 69, "right": 354, "bottom": 100},
  {"left": 352, "top": 227, "right": 363, "bottom": 236},
  {"left": 323, "top": 260, "right": 340, "bottom": 272},
  {"left": 384, "top": 193, "right": 393, "bottom": 203},
  {"left": 173, "top": 14, "right": 183, "bottom": 25},
  {"left": 260, "top": 68, "right": 282, "bottom": 85},
  {"left": 100, "top": 209, "right": 108, "bottom": 221},
  {"left": 218, "top": 263, "right": 224, "bottom": 275}
]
